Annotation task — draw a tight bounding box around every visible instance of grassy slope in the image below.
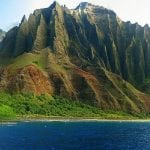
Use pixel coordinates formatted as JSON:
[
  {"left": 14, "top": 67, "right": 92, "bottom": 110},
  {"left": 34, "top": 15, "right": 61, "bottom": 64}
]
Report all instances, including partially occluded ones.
[{"left": 7, "top": 49, "right": 48, "bottom": 71}]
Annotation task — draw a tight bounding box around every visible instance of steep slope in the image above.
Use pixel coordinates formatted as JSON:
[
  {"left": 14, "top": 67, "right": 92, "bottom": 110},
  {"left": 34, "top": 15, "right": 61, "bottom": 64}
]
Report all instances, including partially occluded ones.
[
  {"left": 0, "top": 2, "right": 150, "bottom": 113},
  {"left": 0, "top": 29, "right": 5, "bottom": 42},
  {"left": 0, "top": 29, "right": 6, "bottom": 50}
]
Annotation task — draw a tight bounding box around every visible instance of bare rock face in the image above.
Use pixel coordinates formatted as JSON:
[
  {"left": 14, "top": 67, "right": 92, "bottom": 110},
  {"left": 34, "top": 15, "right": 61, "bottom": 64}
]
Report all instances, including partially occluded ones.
[
  {"left": 0, "top": 65, "right": 53, "bottom": 95},
  {"left": 1, "top": 2, "right": 150, "bottom": 113}
]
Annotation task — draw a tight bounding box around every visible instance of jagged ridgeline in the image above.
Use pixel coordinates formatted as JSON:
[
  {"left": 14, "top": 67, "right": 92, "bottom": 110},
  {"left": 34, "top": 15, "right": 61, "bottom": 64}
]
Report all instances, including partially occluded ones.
[
  {"left": 0, "top": 29, "right": 5, "bottom": 43},
  {"left": 1, "top": 1, "right": 150, "bottom": 113}
]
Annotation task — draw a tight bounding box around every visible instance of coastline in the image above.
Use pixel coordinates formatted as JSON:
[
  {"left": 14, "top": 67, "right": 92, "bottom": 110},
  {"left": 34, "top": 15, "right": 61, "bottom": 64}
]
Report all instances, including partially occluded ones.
[{"left": 1, "top": 115, "right": 150, "bottom": 123}]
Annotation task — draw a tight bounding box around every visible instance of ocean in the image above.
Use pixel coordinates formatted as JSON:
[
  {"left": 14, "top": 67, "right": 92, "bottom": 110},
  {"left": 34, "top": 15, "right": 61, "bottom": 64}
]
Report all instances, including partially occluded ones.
[{"left": 0, "top": 121, "right": 150, "bottom": 150}]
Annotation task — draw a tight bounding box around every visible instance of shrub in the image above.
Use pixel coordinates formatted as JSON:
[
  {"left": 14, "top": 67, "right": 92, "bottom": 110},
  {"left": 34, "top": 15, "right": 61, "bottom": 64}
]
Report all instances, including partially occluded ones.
[{"left": 0, "top": 105, "right": 16, "bottom": 120}]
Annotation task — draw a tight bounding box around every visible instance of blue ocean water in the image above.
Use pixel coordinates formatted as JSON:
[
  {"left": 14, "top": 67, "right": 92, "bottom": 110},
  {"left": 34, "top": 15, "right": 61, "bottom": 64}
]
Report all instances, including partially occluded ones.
[{"left": 0, "top": 121, "right": 150, "bottom": 150}]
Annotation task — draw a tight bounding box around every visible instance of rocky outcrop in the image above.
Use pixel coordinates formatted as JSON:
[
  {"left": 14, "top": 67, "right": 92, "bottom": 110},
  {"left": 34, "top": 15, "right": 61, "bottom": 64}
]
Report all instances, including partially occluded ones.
[{"left": 0, "top": 65, "right": 53, "bottom": 95}]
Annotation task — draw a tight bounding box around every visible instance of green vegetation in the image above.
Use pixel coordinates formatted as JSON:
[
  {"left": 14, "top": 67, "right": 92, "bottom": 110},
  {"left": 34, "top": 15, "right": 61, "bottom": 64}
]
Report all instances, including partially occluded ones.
[
  {"left": 0, "top": 92, "right": 149, "bottom": 121},
  {"left": 8, "top": 49, "right": 48, "bottom": 70},
  {"left": 0, "top": 104, "right": 16, "bottom": 120}
]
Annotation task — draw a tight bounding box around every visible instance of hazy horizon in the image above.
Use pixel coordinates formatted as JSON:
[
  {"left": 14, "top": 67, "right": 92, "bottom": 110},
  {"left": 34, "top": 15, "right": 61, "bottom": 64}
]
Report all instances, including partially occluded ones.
[{"left": 0, "top": 0, "right": 150, "bottom": 31}]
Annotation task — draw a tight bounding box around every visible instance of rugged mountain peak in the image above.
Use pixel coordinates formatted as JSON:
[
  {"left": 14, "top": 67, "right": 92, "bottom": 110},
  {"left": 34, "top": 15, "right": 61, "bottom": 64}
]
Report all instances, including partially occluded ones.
[
  {"left": 33, "top": 10, "right": 40, "bottom": 16},
  {"left": 53, "top": 1, "right": 60, "bottom": 6},
  {"left": 75, "top": 2, "right": 98, "bottom": 12},
  {"left": 144, "top": 24, "right": 149, "bottom": 30},
  {"left": 75, "top": 2, "right": 116, "bottom": 16},
  {"left": 76, "top": 2, "right": 89, "bottom": 9},
  {"left": 1, "top": 2, "right": 150, "bottom": 112},
  {"left": 21, "top": 15, "right": 27, "bottom": 24},
  {"left": 75, "top": 2, "right": 106, "bottom": 10},
  {"left": 49, "top": 1, "right": 61, "bottom": 10}
]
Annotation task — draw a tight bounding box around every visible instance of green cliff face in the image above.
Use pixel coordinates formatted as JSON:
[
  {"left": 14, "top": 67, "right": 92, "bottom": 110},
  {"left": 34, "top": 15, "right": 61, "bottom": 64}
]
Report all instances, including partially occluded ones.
[{"left": 0, "top": 2, "right": 150, "bottom": 113}]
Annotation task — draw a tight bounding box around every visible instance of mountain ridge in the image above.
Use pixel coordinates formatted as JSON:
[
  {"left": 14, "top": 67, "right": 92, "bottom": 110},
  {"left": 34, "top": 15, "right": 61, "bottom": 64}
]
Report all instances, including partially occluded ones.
[{"left": 0, "top": 1, "right": 150, "bottom": 113}]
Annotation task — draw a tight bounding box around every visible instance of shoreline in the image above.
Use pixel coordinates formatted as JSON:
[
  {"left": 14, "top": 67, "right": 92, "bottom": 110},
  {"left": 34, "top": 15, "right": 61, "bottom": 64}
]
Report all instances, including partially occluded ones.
[
  {"left": 1, "top": 115, "right": 150, "bottom": 123},
  {"left": 21, "top": 119, "right": 150, "bottom": 122}
]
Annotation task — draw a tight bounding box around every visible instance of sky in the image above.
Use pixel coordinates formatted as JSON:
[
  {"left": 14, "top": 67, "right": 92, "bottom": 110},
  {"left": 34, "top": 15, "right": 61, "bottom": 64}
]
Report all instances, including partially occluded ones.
[{"left": 0, "top": 0, "right": 150, "bottom": 31}]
